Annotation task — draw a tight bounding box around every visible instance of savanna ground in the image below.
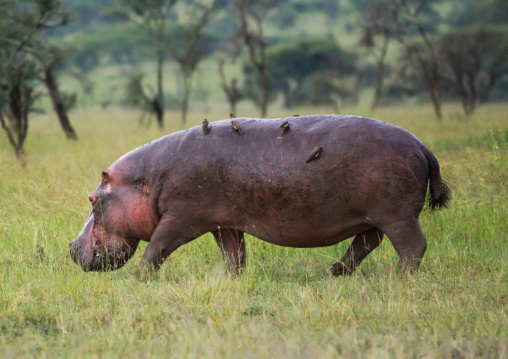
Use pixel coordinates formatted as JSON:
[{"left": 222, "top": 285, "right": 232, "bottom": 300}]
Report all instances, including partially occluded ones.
[{"left": 0, "top": 104, "right": 507, "bottom": 358}]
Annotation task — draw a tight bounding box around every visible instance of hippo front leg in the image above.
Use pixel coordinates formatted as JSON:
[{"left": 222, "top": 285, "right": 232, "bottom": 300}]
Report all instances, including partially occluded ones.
[
  {"left": 212, "top": 229, "right": 246, "bottom": 275},
  {"left": 140, "top": 215, "right": 194, "bottom": 272}
]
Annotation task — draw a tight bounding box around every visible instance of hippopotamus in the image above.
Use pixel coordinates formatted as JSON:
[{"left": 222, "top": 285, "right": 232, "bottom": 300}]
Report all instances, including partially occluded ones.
[{"left": 69, "top": 115, "right": 450, "bottom": 275}]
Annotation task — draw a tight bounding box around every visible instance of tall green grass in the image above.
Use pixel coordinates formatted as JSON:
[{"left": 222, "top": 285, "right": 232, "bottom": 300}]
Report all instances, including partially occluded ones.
[{"left": 0, "top": 104, "right": 507, "bottom": 358}]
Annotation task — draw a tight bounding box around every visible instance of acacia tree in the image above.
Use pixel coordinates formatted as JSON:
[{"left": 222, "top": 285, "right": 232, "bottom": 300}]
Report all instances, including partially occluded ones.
[
  {"left": 20, "top": 0, "right": 76, "bottom": 139},
  {"left": 168, "top": 1, "right": 218, "bottom": 125},
  {"left": 395, "top": 0, "right": 443, "bottom": 120},
  {"left": 0, "top": 55, "right": 39, "bottom": 160},
  {"left": 234, "top": 0, "right": 284, "bottom": 117},
  {"left": 0, "top": 0, "right": 74, "bottom": 159},
  {"left": 361, "top": 0, "right": 442, "bottom": 119},
  {"left": 112, "top": 0, "right": 180, "bottom": 129},
  {"left": 440, "top": 26, "right": 508, "bottom": 116},
  {"left": 264, "top": 38, "right": 357, "bottom": 109},
  {"left": 217, "top": 19, "right": 243, "bottom": 116},
  {"left": 218, "top": 56, "right": 242, "bottom": 116},
  {"left": 358, "top": 0, "right": 399, "bottom": 110},
  {"left": 41, "top": 47, "right": 78, "bottom": 139},
  {"left": 124, "top": 71, "right": 162, "bottom": 126}
]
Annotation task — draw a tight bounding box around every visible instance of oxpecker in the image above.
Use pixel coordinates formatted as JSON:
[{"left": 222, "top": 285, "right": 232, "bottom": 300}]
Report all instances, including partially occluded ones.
[
  {"left": 232, "top": 120, "right": 243, "bottom": 134},
  {"left": 280, "top": 120, "right": 290, "bottom": 136},
  {"left": 202, "top": 118, "right": 211, "bottom": 134},
  {"left": 305, "top": 146, "right": 323, "bottom": 163}
]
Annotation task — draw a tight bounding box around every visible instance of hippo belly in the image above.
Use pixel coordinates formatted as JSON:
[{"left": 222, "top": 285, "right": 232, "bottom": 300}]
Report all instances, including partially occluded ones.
[{"left": 171, "top": 116, "right": 430, "bottom": 248}]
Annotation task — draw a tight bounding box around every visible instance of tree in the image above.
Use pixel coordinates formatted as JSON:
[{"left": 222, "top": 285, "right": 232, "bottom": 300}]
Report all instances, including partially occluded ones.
[
  {"left": 300, "top": 72, "right": 355, "bottom": 112},
  {"left": 324, "top": 0, "right": 340, "bottom": 34},
  {"left": 41, "top": 47, "right": 78, "bottom": 139},
  {"left": 0, "top": 0, "right": 75, "bottom": 159},
  {"left": 111, "top": 0, "right": 180, "bottom": 128},
  {"left": 264, "top": 37, "right": 357, "bottom": 108},
  {"left": 234, "top": 0, "right": 284, "bottom": 117},
  {"left": 124, "top": 71, "right": 162, "bottom": 126},
  {"left": 448, "top": 0, "right": 508, "bottom": 27},
  {"left": 214, "top": 3, "right": 244, "bottom": 115},
  {"left": 358, "top": 0, "right": 399, "bottom": 110},
  {"left": 395, "top": 0, "right": 443, "bottom": 120},
  {"left": 440, "top": 26, "right": 508, "bottom": 116},
  {"left": 0, "top": 54, "right": 39, "bottom": 160},
  {"left": 354, "top": 0, "right": 444, "bottom": 117},
  {"left": 397, "top": 40, "right": 440, "bottom": 105},
  {"left": 168, "top": 1, "right": 218, "bottom": 125},
  {"left": 218, "top": 56, "right": 242, "bottom": 115}
]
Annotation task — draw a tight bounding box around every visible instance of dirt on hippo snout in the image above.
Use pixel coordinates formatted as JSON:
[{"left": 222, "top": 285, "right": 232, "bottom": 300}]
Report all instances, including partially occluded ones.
[{"left": 69, "top": 240, "right": 137, "bottom": 272}]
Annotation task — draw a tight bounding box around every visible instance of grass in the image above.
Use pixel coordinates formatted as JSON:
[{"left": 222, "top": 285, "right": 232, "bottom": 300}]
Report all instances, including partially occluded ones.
[{"left": 0, "top": 103, "right": 507, "bottom": 358}]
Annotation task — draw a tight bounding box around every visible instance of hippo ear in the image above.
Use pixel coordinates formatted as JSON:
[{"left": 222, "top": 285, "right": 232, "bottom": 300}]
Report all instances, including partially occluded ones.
[{"left": 102, "top": 171, "right": 110, "bottom": 185}]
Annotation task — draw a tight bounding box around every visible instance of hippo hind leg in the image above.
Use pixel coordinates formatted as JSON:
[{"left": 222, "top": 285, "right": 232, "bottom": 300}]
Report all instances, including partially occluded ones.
[
  {"left": 212, "top": 229, "right": 246, "bottom": 275},
  {"left": 329, "top": 228, "right": 384, "bottom": 276},
  {"left": 379, "top": 217, "right": 427, "bottom": 273}
]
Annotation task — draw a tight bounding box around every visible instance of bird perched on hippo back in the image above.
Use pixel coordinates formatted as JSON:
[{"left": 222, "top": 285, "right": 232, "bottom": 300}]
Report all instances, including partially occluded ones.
[
  {"left": 202, "top": 119, "right": 211, "bottom": 134},
  {"left": 232, "top": 120, "right": 243, "bottom": 134},
  {"left": 305, "top": 146, "right": 323, "bottom": 163},
  {"left": 280, "top": 120, "right": 290, "bottom": 136}
]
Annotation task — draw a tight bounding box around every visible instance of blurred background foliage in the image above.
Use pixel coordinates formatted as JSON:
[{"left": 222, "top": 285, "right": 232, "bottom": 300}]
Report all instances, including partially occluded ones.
[{"left": 1, "top": 0, "right": 507, "bottom": 157}]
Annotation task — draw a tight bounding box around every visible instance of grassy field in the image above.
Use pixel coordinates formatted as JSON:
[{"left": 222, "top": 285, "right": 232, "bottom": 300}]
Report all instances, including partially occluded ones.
[{"left": 0, "top": 104, "right": 507, "bottom": 358}]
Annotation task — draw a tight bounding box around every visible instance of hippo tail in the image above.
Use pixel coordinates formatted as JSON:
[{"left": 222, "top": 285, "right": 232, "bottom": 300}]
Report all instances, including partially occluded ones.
[{"left": 421, "top": 144, "right": 451, "bottom": 211}]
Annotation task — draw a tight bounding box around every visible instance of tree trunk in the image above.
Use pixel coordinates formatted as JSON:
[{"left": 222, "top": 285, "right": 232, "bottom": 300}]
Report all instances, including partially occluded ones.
[
  {"left": 422, "top": 63, "right": 442, "bottom": 121},
  {"left": 236, "top": 0, "right": 269, "bottom": 118},
  {"left": 465, "top": 72, "right": 476, "bottom": 116},
  {"left": 218, "top": 60, "right": 240, "bottom": 116},
  {"left": 1, "top": 89, "right": 28, "bottom": 163},
  {"left": 259, "top": 64, "right": 268, "bottom": 117},
  {"left": 156, "top": 51, "right": 165, "bottom": 129},
  {"left": 44, "top": 67, "right": 78, "bottom": 140},
  {"left": 352, "top": 71, "right": 365, "bottom": 107},
  {"left": 181, "top": 98, "right": 188, "bottom": 125},
  {"left": 428, "top": 82, "right": 442, "bottom": 121},
  {"left": 181, "top": 72, "right": 193, "bottom": 126},
  {"left": 479, "top": 64, "right": 502, "bottom": 104},
  {"left": 371, "top": 36, "right": 389, "bottom": 111},
  {"left": 414, "top": 20, "right": 443, "bottom": 121},
  {"left": 0, "top": 111, "right": 21, "bottom": 157},
  {"left": 448, "top": 63, "right": 472, "bottom": 117}
]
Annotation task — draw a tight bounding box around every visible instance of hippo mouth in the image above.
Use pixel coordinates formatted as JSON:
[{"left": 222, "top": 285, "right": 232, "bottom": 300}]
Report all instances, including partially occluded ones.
[
  {"left": 70, "top": 241, "right": 138, "bottom": 272},
  {"left": 87, "top": 247, "right": 136, "bottom": 271}
]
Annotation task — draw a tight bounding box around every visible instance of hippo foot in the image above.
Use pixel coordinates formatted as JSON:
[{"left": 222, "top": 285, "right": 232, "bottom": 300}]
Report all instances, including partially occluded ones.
[
  {"left": 139, "top": 260, "right": 159, "bottom": 274},
  {"left": 225, "top": 264, "right": 245, "bottom": 277},
  {"left": 137, "top": 261, "right": 161, "bottom": 281},
  {"left": 327, "top": 261, "right": 354, "bottom": 277}
]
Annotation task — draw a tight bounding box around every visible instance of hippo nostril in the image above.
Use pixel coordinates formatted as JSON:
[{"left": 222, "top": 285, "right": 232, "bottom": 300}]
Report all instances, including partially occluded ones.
[{"left": 88, "top": 192, "right": 97, "bottom": 206}]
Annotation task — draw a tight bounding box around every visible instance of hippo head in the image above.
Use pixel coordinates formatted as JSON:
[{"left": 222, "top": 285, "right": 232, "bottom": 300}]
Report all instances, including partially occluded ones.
[{"left": 69, "top": 170, "right": 156, "bottom": 271}]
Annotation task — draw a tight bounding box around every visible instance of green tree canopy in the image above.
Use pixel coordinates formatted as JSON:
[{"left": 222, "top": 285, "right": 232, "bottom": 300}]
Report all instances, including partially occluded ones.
[{"left": 246, "top": 37, "right": 357, "bottom": 108}]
